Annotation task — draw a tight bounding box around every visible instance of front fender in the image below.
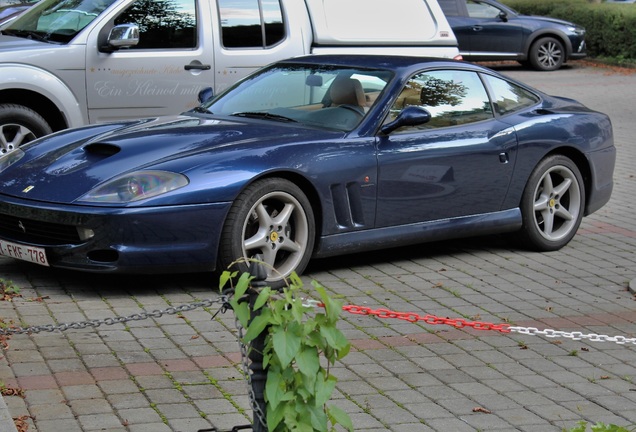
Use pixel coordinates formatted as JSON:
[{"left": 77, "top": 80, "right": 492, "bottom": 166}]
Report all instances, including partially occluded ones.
[
  {"left": 0, "top": 64, "right": 87, "bottom": 128},
  {"left": 523, "top": 31, "right": 573, "bottom": 58}
]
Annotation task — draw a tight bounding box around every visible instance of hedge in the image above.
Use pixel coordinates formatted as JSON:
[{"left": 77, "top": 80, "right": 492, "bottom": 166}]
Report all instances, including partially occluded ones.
[{"left": 500, "top": 0, "right": 636, "bottom": 61}]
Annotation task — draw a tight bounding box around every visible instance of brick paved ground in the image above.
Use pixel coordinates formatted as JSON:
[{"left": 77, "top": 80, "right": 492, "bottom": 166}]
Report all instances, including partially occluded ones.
[{"left": 0, "top": 61, "right": 635, "bottom": 432}]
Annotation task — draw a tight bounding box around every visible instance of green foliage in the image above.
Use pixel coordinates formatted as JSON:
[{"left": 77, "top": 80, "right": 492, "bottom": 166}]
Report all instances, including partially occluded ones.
[
  {"left": 221, "top": 270, "right": 353, "bottom": 432},
  {"left": 501, "top": 0, "right": 636, "bottom": 61},
  {"left": 0, "top": 279, "right": 20, "bottom": 295},
  {"left": 565, "top": 420, "right": 636, "bottom": 431}
]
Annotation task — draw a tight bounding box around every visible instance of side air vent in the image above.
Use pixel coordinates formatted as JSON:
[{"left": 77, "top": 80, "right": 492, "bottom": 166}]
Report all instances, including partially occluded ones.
[{"left": 330, "top": 182, "right": 365, "bottom": 229}]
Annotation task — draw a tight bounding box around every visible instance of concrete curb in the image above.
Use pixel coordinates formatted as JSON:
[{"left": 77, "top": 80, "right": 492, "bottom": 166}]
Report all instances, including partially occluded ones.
[{"left": 0, "top": 394, "right": 17, "bottom": 432}]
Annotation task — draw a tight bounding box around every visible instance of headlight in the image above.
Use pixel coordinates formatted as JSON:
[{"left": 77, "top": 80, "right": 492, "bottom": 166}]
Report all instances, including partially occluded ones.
[
  {"left": 0, "top": 149, "right": 25, "bottom": 173},
  {"left": 568, "top": 26, "right": 585, "bottom": 36},
  {"left": 79, "top": 170, "right": 189, "bottom": 203}
]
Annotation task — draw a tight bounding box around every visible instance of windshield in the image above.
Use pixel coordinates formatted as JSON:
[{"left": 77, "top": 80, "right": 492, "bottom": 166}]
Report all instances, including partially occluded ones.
[
  {"left": 2, "top": 0, "right": 117, "bottom": 43},
  {"left": 202, "top": 64, "right": 393, "bottom": 132}
]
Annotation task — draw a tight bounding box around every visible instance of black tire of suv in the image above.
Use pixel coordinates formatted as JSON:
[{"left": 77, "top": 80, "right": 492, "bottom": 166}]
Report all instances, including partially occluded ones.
[
  {"left": 529, "top": 37, "right": 565, "bottom": 71},
  {"left": 0, "top": 104, "right": 52, "bottom": 154}
]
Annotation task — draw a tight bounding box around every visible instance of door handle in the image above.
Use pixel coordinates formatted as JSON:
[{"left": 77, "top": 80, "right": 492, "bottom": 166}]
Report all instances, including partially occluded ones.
[
  {"left": 184, "top": 63, "right": 211, "bottom": 71},
  {"left": 472, "top": 25, "right": 483, "bottom": 32}
]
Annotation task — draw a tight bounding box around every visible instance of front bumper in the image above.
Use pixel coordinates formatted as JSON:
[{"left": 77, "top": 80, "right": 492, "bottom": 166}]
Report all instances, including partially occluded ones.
[{"left": 0, "top": 195, "right": 232, "bottom": 273}]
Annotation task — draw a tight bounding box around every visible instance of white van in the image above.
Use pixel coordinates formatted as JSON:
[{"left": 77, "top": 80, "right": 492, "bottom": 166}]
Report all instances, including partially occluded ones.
[{"left": 0, "top": 0, "right": 459, "bottom": 153}]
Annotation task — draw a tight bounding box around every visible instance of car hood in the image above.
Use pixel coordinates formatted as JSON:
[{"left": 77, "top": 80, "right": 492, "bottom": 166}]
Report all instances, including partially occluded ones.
[
  {"left": 0, "top": 114, "right": 339, "bottom": 204},
  {"left": 0, "top": 34, "right": 49, "bottom": 52},
  {"left": 519, "top": 15, "right": 579, "bottom": 28}
]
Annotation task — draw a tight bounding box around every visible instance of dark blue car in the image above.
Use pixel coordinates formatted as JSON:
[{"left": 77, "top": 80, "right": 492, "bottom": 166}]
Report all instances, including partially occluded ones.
[
  {"left": 0, "top": 55, "right": 615, "bottom": 287},
  {"left": 439, "top": 0, "right": 587, "bottom": 71}
]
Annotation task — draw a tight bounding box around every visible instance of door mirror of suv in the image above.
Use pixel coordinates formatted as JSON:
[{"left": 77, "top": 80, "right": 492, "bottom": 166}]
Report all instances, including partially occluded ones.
[{"left": 103, "top": 24, "right": 140, "bottom": 52}]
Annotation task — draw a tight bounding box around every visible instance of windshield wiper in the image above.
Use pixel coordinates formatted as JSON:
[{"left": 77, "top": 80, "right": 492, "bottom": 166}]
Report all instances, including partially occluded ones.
[
  {"left": 231, "top": 112, "right": 297, "bottom": 123},
  {"left": 191, "top": 106, "right": 212, "bottom": 114},
  {"left": 1, "top": 29, "right": 49, "bottom": 42}
]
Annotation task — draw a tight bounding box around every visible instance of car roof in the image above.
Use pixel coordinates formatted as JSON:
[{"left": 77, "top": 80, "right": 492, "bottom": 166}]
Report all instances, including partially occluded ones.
[
  {"left": 276, "top": 54, "right": 543, "bottom": 99},
  {"left": 277, "top": 54, "right": 485, "bottom": 74}
]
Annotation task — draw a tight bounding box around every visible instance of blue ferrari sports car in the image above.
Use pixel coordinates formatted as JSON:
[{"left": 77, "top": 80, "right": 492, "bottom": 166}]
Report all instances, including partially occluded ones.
[{"left": 0, "top": 55, "right": 615, "bottom": 288}]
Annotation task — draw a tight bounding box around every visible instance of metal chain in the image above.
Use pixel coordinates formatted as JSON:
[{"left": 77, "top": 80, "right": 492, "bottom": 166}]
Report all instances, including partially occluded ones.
[
  {"left": 235, "top": 317, "right": 268, "bottom": 429},
  {"left": 338, "top": 304, "right": 636, "bottom": 346},
  {"left": 0, "top": 297, "right": 227, "bottom": 335},
  {"left": 341, "top": 304, "right": 512, "bottom": 333},
  {"left": 509, "top": 326, "right": 636, "bottom": 345}
]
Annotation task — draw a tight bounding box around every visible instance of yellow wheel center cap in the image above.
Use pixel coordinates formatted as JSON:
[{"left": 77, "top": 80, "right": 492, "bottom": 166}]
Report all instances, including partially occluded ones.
[
  {"left": 549, "top": 198, "right": 556, "bottom": 208},
  {"left": 269, "top": 232, "right": 279, "bottom": 242}
]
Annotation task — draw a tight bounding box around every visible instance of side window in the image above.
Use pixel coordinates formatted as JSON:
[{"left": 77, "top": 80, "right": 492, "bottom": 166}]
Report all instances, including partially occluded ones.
[
  {"left": 386, "top": 70, "right": 493, "bottom": 132},
  {"left": 438, "top": 0, "right": 462, "bottom": 17},
  {"left": 114, "top": 0, "right": 197, "bottom": 49},
  {"left": 466, "top": 0, "right": 501, "bottom": 19},
  {"left": 218, "top": 0, "right": 284, "bottom": 48},
  {"left": 482, "top": 74, "right": 540, "bottom": 115}
]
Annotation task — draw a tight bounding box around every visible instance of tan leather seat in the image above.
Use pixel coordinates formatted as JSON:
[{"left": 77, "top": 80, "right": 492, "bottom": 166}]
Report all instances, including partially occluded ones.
[{"left": 329, "top": 78, "right": 366, "bottom": 108}]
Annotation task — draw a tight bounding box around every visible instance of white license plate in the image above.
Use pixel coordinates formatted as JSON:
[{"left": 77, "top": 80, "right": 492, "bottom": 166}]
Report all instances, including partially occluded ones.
[{"left": 0, "top": 239, "right": 49, "bottom": 266}]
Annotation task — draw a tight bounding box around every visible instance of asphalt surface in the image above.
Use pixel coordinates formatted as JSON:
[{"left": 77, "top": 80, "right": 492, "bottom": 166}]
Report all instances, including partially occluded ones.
[{"left": 0, "top": 60, "right": 635, "bottom": 432}]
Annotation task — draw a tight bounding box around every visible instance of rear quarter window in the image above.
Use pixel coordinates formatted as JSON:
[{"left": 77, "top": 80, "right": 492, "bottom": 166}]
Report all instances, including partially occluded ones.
[
  {"left": 218, "top": 0, "right": 284, "bottom": 48},
  {"left": 482, "top": 74, "right": 540, "bottom": 116}
]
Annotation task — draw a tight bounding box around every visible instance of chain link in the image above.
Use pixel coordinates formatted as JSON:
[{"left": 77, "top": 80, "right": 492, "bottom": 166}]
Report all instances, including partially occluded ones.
[
  {"left": 0, "top": 297, "right": 227, "bottom": 335},
  {"left": 341, "top": 304, "right": 512, "bottom": 333},
  {"left": 338, "top": 304, "right": 636, "bottom": 347},
  {"left": 235, "top": 317, "right": 268, "bottom": 429},
  {"left": 508, "top": 326, "right": 636, "bottom": 345}
]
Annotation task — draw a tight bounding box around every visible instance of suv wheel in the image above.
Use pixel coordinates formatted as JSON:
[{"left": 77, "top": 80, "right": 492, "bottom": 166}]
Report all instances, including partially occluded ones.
[
  {"left": 0, "top": 104, "right": 52, "bottom": 155},
  {"left": 529, "top": 37, "right": 565, "bottom": 71}
]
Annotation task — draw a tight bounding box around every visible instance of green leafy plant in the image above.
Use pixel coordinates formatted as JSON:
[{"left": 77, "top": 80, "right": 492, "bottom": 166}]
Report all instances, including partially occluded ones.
[
  {"left": 221, "top": 270, "right": 353, "bottom": 432},
  {"left": 565, "top": 420, "right": 636, "bottom": 432},
  {"left": 0, "top": 279, "right": 20, "bottom": 296}
]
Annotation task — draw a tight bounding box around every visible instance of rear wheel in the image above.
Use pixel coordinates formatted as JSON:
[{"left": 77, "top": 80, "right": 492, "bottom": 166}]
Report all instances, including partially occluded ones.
[
  {"left": 529, "top": 37, "right": 564, "bottom": 71},
  {"left": 517, "top": 155, "right": 585, "bottom": 251},
  {"left": 0, "top": 104, "right": 52, "bottom": 155},
  {"left": 218, "top": 178, "right": 315, "bottom": 289}
]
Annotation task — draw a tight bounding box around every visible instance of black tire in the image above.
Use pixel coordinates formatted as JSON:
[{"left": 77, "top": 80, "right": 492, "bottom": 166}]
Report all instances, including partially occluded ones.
[
  {"left": 218, "top": 178, "right": 315, "bottom": 289},
  {"left": 517, "top": 155, "right": 585, "bottom": 251},
  {"left": 0, "top": 104, "right": 52, "bottom": 155},
  {"left": 529, "top": 37, "right": 565, "bottom": 71}
]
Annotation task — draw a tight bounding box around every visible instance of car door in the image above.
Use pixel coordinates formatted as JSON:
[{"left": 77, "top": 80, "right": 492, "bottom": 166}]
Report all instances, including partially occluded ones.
[
  {"left": 375, "top": 69, "right": 518, "bottom": 227},
  {"left": 212, "top": 0, "right": 306, "bottom": 94},
  {"left": 459, "top": 0, "right": 523, "bottom": 56},
  {"left": 85, "top": 0, "right": 214, "bottom": 124}
]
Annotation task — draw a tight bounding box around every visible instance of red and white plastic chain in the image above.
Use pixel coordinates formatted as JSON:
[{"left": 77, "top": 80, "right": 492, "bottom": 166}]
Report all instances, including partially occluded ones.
[{"left": 302, "top": 300, "right": 636, "bottom": 346}]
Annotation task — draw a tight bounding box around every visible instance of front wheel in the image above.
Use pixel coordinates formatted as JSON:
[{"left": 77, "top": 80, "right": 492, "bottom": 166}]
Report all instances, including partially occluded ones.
[
  {"left": 517, "top": 155, "right": 585, "bottom": 251},
  {"left": 218, "top": 178, "right": 315, "bottom": 289},
  {"left": 0, "top": 104, "right": 52, "bottom": 155},
  {"left": 529, "top": 37, "right": 565, "bottom": 71}
]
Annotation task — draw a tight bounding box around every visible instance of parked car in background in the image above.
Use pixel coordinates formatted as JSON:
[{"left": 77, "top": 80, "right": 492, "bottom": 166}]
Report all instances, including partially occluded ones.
[
  {"left": 0, "top": 55, "right": 615, "bottom": 287},
  {"left": 605, "top": 0, "right": 636, "bottom": 3},
  {"left": 438, "top": 0, "right": 587, "bottom": 71}
]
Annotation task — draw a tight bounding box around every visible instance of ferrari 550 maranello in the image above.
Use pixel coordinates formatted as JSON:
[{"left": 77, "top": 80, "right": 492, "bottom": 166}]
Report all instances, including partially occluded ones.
[{"left": 0, "top": 55, "right": 615, "bottom": 287}]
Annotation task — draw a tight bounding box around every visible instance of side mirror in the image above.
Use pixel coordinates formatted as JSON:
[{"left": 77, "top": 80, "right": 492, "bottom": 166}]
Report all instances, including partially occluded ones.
[
  {"left": 103, "top": 24, "right": 139, "bottom": 52},
  {"left": 380, "top": 106, "right": 432, "bottom": 134},
  {"left": 197, "top": 87, "right": 214, "bottom": 104},
  {"left": 498, "top": 11, "right": 508, "bottom": 22}
]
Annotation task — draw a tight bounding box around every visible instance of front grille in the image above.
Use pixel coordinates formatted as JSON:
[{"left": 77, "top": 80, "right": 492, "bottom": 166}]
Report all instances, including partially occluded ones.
[{"left": 0, "top": 213, "right": 81, "bottom": 245}]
